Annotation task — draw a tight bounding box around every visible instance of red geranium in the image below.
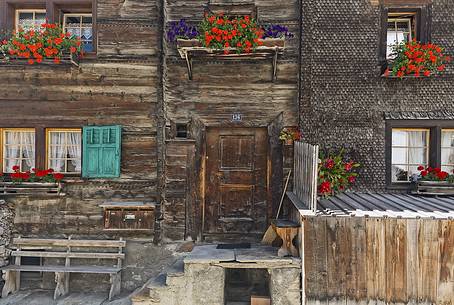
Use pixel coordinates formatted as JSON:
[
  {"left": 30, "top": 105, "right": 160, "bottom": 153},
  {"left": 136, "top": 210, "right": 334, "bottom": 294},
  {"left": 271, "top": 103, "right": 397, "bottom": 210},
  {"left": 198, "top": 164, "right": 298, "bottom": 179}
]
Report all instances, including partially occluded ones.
[
  {"left": 0, "top": 23, "right": 83, "bottom": 64},
  {"left": 199, "top": 13, "right": 263, "bottom": 54},
  {"left": 389, "top": 40, "right": 451, "bottom": 78},
  {"left": 318, "top": 150, "right": 360, "bottom": 197},
  {"left": 416, "top": 165, "right": 453, "bottom": 182}
]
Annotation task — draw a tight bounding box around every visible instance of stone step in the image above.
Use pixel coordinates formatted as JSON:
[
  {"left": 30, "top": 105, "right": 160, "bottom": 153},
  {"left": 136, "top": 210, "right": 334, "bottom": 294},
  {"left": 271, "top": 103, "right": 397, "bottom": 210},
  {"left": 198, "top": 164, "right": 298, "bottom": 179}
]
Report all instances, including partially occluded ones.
[{"left": 165, "top": 258, "right": 186, "bottom": 287}]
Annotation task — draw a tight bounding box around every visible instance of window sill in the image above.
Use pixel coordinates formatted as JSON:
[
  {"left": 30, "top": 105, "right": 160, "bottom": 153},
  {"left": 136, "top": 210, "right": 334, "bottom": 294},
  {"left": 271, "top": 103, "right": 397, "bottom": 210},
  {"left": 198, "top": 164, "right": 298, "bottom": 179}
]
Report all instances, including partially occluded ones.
[{"left": 386, "top": 182, "right": 413, "bottom": 192}]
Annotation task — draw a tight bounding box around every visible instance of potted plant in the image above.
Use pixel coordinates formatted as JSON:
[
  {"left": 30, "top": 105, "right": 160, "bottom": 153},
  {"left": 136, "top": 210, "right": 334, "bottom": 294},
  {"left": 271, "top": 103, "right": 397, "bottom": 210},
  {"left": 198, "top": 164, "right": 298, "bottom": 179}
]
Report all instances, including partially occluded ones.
[
  {"left": 0, "top": 23, "right": 83, "bottom": 65},
  {"left": 279, "top": 128, "right": 302, "bottom": 145},
  {"left": 413, "top": 165, "right": 454, "bottom": 195},
  {"left": 318, "top": 151, "right": 360, "bottom": 197},
  {"left": 384, "top": 40, "right": 452, "bottom": 78}
]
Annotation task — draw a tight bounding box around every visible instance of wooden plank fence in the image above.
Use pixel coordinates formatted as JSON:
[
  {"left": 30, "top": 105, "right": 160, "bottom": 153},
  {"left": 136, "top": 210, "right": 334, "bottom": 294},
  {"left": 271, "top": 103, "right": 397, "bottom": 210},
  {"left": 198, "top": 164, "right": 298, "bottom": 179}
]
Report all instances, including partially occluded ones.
[
  {"left": 293, "top": 142, "right": 319, "bottom": 212},
  {"left": 303, "top": 216, "right": 454, "bottom": 305}
]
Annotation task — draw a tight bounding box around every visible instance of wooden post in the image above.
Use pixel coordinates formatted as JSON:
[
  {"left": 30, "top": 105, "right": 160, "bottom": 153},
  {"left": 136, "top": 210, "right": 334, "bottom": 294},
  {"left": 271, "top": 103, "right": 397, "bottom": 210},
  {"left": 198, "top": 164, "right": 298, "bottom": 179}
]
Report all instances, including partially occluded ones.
[
  {"left": 54, "top": 272, "right": 69, "bottom": 299},
  {"left": 1, "top": 270, "right": 18, "bottom": 297},
  {"left": 109, "top": 273, "right": 121, "bottom": 301}
]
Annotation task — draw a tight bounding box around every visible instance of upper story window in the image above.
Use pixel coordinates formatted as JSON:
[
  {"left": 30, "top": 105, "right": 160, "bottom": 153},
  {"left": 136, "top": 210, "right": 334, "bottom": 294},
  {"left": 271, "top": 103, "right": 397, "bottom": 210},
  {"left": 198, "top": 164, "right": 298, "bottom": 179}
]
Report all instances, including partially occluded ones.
[
  {"left": 391, "top": 128, "right": 429, "bottom": 182},
  {"left": 380, "top": 5, "right": 431, "bottom": 70},
  {"left": 2, "top": 129, "right": 36, "bottom": 173},
  {"left": 387, "top": 13, "right": 417, "bottom": 59},
  {"left": 15, "top": 9, "right": 46, "bottom": 31},
  {"left": 63, "top": 14, "right": 93, "bottom": 52},
  {"left": 47, "top": 129, "right": 82, "bottom": 174}
]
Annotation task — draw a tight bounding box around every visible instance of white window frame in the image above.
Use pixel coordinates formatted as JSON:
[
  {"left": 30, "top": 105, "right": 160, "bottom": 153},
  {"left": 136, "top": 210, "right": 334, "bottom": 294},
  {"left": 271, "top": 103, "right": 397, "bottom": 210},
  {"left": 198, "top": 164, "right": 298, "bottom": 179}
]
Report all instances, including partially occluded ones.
[
  {"left": 15, "top": 9, "right": 46, "bottom": 32},
  {"left": 62, "top": 13, "right": 93, "bottom": 47},
  {"left": 387, "top": 13, "right": 416, "bottom": 59}
]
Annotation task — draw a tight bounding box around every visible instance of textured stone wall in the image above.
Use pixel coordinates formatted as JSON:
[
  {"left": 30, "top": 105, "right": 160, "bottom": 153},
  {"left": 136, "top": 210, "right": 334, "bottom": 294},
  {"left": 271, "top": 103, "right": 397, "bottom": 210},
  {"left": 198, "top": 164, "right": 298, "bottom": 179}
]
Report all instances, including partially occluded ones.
[
  {"left": 0, "top": 201, "right": 14, "bottom": 268},
  {"left": 300, "top": 0, "right": 454, "bottom": 191}
]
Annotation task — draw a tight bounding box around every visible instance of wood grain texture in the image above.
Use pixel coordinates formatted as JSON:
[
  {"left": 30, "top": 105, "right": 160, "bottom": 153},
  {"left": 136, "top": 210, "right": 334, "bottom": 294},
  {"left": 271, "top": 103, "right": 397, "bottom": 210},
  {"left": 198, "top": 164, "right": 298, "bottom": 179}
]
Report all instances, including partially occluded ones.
[{"left": 304, "top": 217, "right": 454, "bottom": 305}]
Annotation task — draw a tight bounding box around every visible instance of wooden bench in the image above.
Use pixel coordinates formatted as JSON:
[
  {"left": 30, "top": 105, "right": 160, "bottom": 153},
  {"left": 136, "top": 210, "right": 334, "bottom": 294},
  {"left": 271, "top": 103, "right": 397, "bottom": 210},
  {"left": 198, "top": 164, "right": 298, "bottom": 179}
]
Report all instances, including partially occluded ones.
[{"left": 1, "top": 237, "right": 125, "bottom": 300}]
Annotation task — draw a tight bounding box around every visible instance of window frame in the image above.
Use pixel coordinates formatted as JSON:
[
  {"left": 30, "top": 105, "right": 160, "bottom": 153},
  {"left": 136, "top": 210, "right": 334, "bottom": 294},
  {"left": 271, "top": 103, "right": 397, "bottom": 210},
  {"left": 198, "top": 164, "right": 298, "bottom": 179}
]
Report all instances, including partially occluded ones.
[
  {"left": 15, "top": 8, "right": 46, "bottom": 31},
  {"left": 1, "top": 128, "right": 36, "bottom": 173},
  {"left": 379, "top": 4, "right": 432, "bottom": 73},
  {"left": 390, "top": 128, "right": 430, "bottom": 183},
  {"left": 385, "top": 120, "right": 454, "bottom": 190},
  {"left": 46, "top": 128, "right": 82, "bottom": 175}
]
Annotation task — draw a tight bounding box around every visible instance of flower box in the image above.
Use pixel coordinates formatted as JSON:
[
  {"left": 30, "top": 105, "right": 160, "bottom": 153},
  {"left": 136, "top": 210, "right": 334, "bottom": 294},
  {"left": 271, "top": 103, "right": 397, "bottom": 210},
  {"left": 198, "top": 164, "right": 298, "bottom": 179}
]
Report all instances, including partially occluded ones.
[
  {"left": 0, "top": 53, "right": 79, "bottom": 66},
  {"left": 0, "top": 182, "right": 64, "bottom": 196},
  {"left": 176, "top": 37, "right": 285, "bottom": 59},
  {"left": 413, "top": 180, "right": 454, "bottom": 196}
]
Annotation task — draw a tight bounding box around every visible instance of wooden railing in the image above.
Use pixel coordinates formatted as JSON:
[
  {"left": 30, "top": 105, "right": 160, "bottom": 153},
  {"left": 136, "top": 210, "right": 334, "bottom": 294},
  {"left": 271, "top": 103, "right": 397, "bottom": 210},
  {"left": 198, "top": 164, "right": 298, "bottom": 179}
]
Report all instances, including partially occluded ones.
[{"left": 292, "top": 142, "right": 319, "bottom": 213}]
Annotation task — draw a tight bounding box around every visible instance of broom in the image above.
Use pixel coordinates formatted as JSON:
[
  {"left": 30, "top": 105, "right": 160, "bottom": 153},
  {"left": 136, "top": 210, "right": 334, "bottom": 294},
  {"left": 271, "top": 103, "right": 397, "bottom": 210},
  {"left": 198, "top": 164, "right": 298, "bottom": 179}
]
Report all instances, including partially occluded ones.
[{"left": 261, "top": 170, "right": 292, "bottom": 245}]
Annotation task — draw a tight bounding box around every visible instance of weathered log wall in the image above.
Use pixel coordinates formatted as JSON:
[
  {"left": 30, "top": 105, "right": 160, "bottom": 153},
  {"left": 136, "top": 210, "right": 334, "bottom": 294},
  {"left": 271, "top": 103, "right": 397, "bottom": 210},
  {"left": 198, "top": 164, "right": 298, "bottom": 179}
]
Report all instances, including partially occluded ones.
[
  {"left": 0, "top": 0, "right": 161, "bottom": 240},
  {"left": 303, "top": 216, "right": 454, "bottom": 305}
]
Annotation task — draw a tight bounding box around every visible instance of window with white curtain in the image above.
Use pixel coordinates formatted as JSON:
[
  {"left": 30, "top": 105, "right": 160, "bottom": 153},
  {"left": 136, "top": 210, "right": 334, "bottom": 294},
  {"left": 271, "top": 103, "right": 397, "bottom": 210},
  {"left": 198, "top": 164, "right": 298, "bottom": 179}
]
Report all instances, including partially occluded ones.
[
  {"left": 47, "top": 129, "right": 82, "bottom": 174},
  {"left": 2, "top": 129, "right": 36, "bottom": 173},
  {"left": 15, "top": 9, "right": 46, "bottom": 31},
  {"left": 441, "top": 129, "right": 454, "bottom": 173},
  {"left": 63, "top": 14, "right": 93, "bottom": 52},
  {"left": 391, "top": 129, "right": 429, "bottom": 182}
]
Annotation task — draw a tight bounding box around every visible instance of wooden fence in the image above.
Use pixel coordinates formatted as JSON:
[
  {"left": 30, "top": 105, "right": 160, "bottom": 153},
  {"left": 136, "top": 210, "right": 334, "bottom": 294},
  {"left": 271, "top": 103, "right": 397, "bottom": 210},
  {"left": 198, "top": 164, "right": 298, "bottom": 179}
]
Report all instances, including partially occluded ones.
[
  {"left": 303, "top": 216, "right": 454, "bottom": 305},
  {"left": 293, "top": 142, "right": 319, "bottom": 212}
]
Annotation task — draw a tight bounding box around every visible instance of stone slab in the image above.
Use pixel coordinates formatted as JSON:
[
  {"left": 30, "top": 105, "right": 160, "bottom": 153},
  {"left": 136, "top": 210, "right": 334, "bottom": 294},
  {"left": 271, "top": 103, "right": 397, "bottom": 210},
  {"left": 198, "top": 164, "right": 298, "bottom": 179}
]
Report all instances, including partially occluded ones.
[
  {"left": 234, "top": 245, "right": 301, "bottom": 266},
  {"left": 184, "top": 245, "right": 235, "bottom": 264}
]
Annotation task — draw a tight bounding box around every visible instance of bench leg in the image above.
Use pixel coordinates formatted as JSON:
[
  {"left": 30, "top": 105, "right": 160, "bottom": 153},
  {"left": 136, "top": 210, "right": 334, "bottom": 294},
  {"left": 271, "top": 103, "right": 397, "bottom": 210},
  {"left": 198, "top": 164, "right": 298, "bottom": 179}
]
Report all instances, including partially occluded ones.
[
  {"left": 109, "top": 272, "right": 121, "bottom": 301},
  {"left": 54, "top": 272, "right": 69, "bottom": 300},
  {"left": 2, "top": 270, "right": 18, "bottom": 297},
  {"left": 275, "top": 227, "right": 299, "bottom": 257}
]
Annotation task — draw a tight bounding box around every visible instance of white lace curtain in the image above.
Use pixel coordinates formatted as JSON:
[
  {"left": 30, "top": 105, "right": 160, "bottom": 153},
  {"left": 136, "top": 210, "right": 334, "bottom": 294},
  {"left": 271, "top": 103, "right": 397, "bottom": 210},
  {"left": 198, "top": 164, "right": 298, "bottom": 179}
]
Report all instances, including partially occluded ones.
[
  {"left": 49, "top": 131, "right": 81, "bottom": 173},
  {"left": 4, "top": 131, "right": 35, "bottom": 173}
]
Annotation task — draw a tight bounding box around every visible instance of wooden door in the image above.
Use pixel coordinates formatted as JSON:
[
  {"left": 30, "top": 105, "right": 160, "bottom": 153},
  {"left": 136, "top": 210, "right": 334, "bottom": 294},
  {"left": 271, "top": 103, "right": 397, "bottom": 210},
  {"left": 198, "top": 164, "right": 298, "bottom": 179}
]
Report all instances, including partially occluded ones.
[{"left": 205, "top": 128, "right": 268, "bottom": 237}]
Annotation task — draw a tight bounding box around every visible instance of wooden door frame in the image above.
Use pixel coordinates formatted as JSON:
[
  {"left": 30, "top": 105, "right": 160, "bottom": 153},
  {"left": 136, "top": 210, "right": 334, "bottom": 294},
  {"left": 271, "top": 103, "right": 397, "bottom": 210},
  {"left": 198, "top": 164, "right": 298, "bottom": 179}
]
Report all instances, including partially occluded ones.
[{"left": 188, "top": 113, "right": 284, "bottom": 241}]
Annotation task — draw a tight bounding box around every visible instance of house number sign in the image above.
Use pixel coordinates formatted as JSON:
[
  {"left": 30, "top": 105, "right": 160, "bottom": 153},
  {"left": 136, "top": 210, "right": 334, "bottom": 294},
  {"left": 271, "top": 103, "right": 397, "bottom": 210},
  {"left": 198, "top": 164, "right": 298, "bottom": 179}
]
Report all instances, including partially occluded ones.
[{"left": 232, "top": 113, "right": 242, "bottom": 122}]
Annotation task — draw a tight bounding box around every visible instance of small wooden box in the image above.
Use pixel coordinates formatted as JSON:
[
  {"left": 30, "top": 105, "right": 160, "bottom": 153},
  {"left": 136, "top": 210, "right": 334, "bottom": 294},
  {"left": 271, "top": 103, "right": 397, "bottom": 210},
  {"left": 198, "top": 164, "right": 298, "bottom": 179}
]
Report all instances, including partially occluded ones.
[
  {"left": 101, "top": 202, "right": 155, "bottom": 231},
  {"left": 251, "top": 295, "right": 271, "bottom": 305}
]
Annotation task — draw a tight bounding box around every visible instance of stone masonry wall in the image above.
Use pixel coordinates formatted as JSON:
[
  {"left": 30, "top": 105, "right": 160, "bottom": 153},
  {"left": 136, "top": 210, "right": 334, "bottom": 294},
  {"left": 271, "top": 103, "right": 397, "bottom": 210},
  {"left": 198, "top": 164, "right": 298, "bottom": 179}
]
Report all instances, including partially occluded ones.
[{"left": 300, "top": 0, "right": 454, "bottom": 192}]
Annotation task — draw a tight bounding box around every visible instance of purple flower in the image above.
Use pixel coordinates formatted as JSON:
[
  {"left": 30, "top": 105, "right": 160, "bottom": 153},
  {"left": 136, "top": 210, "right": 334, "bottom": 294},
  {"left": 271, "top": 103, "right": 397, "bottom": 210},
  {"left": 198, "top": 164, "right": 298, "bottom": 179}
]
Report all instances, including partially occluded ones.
[
  {"left": 167, "top": 19, "right": 199, "bottom": 43},
  {"left": 262, "top": 24, "right": 294, "bottom": 39}
]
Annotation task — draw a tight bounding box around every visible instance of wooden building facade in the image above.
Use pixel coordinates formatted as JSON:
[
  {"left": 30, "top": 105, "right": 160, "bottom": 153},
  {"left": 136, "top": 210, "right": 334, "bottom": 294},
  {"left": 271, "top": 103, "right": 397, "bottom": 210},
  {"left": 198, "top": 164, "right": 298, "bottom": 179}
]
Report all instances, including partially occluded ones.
[{"left": 0, "top": 0, "right": 300, "bottom": 249}]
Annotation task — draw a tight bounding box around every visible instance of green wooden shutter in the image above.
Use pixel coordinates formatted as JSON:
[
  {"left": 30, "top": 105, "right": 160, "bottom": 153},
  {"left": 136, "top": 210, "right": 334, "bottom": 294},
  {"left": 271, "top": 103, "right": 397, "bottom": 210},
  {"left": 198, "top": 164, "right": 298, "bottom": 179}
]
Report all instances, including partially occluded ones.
[{"left": 82, "top": 125, "right": 121, "bottom": 178}]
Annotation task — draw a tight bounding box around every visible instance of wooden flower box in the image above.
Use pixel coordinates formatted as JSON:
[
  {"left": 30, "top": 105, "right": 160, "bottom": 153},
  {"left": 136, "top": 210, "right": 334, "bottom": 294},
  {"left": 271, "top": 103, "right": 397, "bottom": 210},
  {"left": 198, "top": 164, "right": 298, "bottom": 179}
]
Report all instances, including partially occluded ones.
[
  {"left": 413, "top": 181, "right": 454, "bottom": 196},
  {"left": 0, "top": 182, "right": 64, "bottom": 196},
  {"left": 176, "top": 38, "right": 286, "bottom": 81},
  {"left": 0, "top": 53, "right": 79, "bottom": 67}
]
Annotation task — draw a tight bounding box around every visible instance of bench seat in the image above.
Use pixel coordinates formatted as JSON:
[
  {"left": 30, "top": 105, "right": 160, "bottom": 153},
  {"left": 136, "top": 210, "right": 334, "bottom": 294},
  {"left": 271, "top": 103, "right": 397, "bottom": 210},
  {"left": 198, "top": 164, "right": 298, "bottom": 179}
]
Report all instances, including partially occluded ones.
[
  {"left": 2, "top": 265, "right": 121, "bottom": 274},
  {"left": 1, "top": 237, "right": 125, "bottom": 301}
]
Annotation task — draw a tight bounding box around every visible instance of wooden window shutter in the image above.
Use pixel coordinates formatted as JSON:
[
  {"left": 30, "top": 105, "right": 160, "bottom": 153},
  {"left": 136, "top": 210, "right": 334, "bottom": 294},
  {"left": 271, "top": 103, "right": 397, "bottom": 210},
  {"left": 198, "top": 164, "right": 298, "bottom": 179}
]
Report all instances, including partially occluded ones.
[{"left": 82, "top": 125, "right": 122, "bottom": 178}]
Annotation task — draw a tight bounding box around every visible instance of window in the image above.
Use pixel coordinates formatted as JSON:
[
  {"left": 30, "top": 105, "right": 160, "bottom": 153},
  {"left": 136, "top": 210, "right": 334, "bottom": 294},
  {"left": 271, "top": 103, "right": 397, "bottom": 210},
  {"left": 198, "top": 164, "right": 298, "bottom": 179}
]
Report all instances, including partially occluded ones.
[
  {"left": 380, "top": 6, "right": 431, "bottom": 70},
  {"left": 391, "top": 129, "right": 429, "bottom": 182},
  {"left": 441, "top": 129, "right": 454, "bottom": 173},
  {"left": 2, "top": 129, "right": 36, "bottom": 173},
  {"left": 387, "top": 13, "right": 416, "bottom": 59},
  {"left": 63, "top": 14, "right": 93, "bottom": 52},
  {"left": 15, "top": 9, "right": 46, "bottom": 31},
  {"left": 47, "top": 129, "right": 82, "bottom": 174}
]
